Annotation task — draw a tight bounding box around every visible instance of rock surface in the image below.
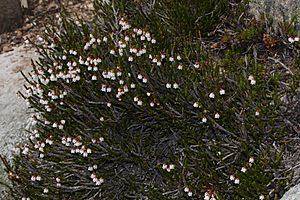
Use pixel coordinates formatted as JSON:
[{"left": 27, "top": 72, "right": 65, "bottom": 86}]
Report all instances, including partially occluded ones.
[
  {"left": 0, "top": 45, "right": 36, "bottom": 157},
  {"left": 281, "top": 184, "right": 300, "bottom": 200},
  {"left": 0, "top": 45, "right": 37, "bottom": 195},
  {"left": 249, "top": 0, "right": 300, "bottom": 32}
]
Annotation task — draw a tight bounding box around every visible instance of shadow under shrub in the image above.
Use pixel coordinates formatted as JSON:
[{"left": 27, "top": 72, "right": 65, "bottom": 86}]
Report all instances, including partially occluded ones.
[{"left": 0, "top": 1, "right": 297, "bottom": 200}]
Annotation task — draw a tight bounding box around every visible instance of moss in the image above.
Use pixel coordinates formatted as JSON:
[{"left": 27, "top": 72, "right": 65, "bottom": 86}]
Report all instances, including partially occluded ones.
[
  {"left": 221, "top": 33, "right": 233, "bottom": 44},
  {"left": 236, "top": 26, "right": 259, "bottom": 41}
]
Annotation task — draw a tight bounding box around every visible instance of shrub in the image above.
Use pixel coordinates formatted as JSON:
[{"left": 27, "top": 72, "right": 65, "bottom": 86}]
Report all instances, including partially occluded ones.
[
  {"left": 1, "top": 0, "right": 298, "bottom": 199},
  {"left": 94, "top": 0, "right": 239, "bottom": 49}
]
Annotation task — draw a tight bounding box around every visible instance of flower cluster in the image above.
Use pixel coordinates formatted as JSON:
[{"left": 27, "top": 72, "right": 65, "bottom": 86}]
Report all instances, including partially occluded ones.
[
  {"left": 90, "top": 173, "right": 104, "bottom": 186},
  {"left": 162, "top": 163, "right": 175, "bottom": 172},
  {"left": 248, "top": 75, "right": 256, "bottom": 85},
  {"left": 204, "top": 191, "right": 216, "bottom": 200},
  {"left": 183, "top": 187, "right": 193, "bottom": 197},
  {"left": 229, "top": 157, "right": 255, "bottom": 185},
  {"left": 288, "top": 36, "right": 300, "bottom": 43}
]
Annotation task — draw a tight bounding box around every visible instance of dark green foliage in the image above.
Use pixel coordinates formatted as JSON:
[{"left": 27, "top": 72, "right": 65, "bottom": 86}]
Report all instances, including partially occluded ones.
[
  {"left": 94, "top": 0, "right": 238, "bottom": 49},
  {"left": 236, "top": 26, "right": 259, "bottom": 41},
  {"left": 0, "top": 0, "right": 298, "bottom": 200}
]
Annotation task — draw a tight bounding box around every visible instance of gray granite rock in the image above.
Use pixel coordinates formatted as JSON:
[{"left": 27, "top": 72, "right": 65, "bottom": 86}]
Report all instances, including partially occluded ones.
[
  {"left": 249, "top": 0, "right": 300, "bottom": 32},
  {"left": 281, "top": 184, "right": 300, "bottom": 200},
  {"left": 0, "top": 45, "right": 37, "bottom": 197}
]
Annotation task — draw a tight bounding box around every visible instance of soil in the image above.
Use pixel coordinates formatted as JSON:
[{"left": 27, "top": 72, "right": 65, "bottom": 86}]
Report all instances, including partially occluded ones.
[{"left": 0, "top": 0, "right": 93, "bottom": 54}]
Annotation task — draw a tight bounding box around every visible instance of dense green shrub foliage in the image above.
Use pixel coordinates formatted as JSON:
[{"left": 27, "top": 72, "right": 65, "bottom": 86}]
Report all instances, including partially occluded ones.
[
  {"left": 1, "top": 0, "right": 299, "bottom": 200},
  {"left": 94, "top": 0, "right": 240, "bottom": 48}
]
